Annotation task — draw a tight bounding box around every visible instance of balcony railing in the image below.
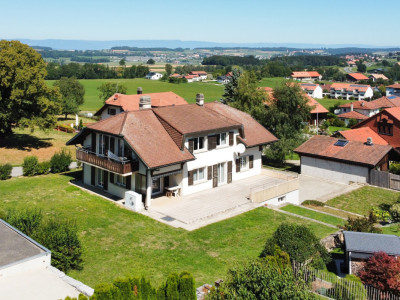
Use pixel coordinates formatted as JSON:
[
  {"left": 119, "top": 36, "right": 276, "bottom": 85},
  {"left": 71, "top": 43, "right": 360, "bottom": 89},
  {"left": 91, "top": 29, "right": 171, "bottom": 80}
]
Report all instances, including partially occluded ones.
[{"left": 76, "top": 147, "right": 139, "bottom": 175}]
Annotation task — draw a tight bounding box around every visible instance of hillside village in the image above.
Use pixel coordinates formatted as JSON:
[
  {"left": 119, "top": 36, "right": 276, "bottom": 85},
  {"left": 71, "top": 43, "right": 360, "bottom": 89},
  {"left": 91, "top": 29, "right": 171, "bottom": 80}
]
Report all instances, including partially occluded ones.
[{"left": 3, "top": 37, "right": 400, "bottom": 300}]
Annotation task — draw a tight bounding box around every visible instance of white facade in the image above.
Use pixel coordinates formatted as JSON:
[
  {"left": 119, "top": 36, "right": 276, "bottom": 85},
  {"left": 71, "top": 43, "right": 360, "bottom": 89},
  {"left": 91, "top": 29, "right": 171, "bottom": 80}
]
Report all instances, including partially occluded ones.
[
  {"left": 303, "top": 85, "right": 323, "bottom": 99},
  {"left": 100, "top": 105, "right": 123, "bottom": 120},
  {"left": 330, "top": 87, "right": 373, "bottom": 100},
  {"left": 300, "top": 156, "right": 369, "bottom": 184},
  {"left": 146, "top": 72, "right": 163, "bottom": 80}
]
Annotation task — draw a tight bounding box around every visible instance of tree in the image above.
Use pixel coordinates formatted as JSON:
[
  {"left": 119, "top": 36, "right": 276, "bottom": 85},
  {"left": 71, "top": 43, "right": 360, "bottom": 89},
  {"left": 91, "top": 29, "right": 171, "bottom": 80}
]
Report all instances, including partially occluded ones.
[
  {"left": 260, "top": 223, "right": 330, "bottom": 268},
  {"left": 357, "top": 62, "right": 367, "bottom": 73},
  {"left": 165, "top": 64, "right": 173, "bottom": 76},
  {"left": 0, "top": 40, "right": 61, "bottom": 136},
  {"left": 147, "top": 58, "right": 155, "bottom": 65},
  {"left": 223, "top": 68, "right": 243, "bottom": 103},
  {"left": 264, "top": 81, "right": 311, "bottom": 162},
  {"left": 208, "top": 258, "right": 316, "bottom": 299},
  {"left": 97, "top": 82, "right": 127, "bottom": 102},
  {"left": 119, "top": 58, "right": 126, "bottom": 67},
  {"left": 359, "top": 252, "right": 400, "bottom": 295},
  {"left": 54, "top": 77, "right": 85, "bottom": 119}
]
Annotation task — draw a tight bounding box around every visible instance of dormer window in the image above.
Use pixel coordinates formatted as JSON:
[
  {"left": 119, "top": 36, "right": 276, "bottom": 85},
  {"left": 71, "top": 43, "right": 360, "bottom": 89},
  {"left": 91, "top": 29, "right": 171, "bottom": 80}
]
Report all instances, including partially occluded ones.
[
  {"left": 378, "top": 119, "right": 393, "bottom": 136},
  {"left": 108, "top": 108, "right": 117, "bottom": 115},
  {"left": 189, "top": 137, "right": 205, "bottom": 153},
  {"left": 217, "top": 133, "right": 227, "bottom": 146}
]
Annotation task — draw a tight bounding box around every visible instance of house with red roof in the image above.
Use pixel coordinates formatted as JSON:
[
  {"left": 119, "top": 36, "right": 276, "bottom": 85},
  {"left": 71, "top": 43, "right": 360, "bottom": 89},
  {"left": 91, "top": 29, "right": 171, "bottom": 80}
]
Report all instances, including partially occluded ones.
[
  {"left": 94, "top": 89, "right": 188, "bottom": 120},
  {"left": 189, "top": 71, "right": 208, "bottom": 80},
  {"left": 290, "top": 71, "right": 322, "bottom": 81},
  {"left": 386, "top": 84, "right": 400, "bottom": 97},
  {"left": 337, "top": 100, "right": 380, "bottom": 118},
  {"left": 347, "top": 73, "right": 369, "bottom": 82},
  {"left": 336, "top": 127, "right": 388, "bottom": 146},
  {"left": 330, "top": 83, "right": 373, "bottom": 100},
  {"left": 67, "top": 94, "right": 285, "bottom": 209},
  {"left": 295, "top": 135, "right": 392, "bottom": 184},
  {"left": 300, "top": 83, "right": 323, "bottom": 99},
  {"left": 369, "top": 74, "right": 388, "bottom": 82},
  {"left": 369, "top": 95, "right": 400, "bottom": 110}
]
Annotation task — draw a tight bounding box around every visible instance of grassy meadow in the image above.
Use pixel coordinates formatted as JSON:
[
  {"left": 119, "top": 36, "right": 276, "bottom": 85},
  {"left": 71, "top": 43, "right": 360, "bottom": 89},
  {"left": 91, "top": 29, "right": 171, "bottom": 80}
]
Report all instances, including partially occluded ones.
[{"left": 0, "top": 172, "right": 335, "bottom": 287}]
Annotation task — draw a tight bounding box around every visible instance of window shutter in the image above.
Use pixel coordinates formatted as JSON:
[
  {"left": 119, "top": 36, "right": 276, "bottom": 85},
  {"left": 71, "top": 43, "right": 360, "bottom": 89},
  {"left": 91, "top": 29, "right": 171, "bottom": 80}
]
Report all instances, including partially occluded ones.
[
  {"left": 104, "top": 171, "right": 108, "bottom": 190},
  {"left": 105, "top": 136, "right": 109, "bottom": 155},
  {"left": 189, "top": 139, "right": 194, "bottom": 154},
  {"left": 208, "top": 135, "right": 217, "bottom": 150},
  {"left": 164, "top": 176, "right": 170, "bottom": 188},
  {"left": 229, "top": 132, "right": 234, "bottom": 146},
  {"left": 110, "top": 172, "right": 114, "bottom": 184},
  {"left": 249, "top": 155, "right": 254, "bottom": 169},
  {"left": 236, "top": 158, "right": 240, "bottom": 172},
  {"left": 227, "top": 161, "right": 232, "bottom": 183},
  {"left": 91, "top": 133, "right": 96, "bottom": 152},
  {"left": 212, "top": 164, "right": 218, "bottom": 188},
  {"left": 188, "top": 171, "right": 194, "bottom": 186},
  {"left": 126, "top": 175, "right": 132, "bottom": 190},
  {"left": 110, "top": 137, "right": 115, "bottom": 154},
  {"left": 91, "top": 166, "right": 95, "bottom": 185},
  {"left": 207, "top": 166, "right": 212, "bottom": 180}
]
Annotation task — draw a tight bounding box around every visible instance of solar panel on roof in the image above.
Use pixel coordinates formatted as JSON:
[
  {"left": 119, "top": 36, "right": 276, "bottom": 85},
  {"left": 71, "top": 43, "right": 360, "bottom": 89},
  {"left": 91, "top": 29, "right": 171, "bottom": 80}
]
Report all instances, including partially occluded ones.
[
  {"left": 350, "top": 85, "right": 368, "bottom": 87},
  {"left": 388, "top": 96, "right": 398, "bottom": 100},
  {"left": 334, "top": 139, "right": 348, "bottom": 147}
]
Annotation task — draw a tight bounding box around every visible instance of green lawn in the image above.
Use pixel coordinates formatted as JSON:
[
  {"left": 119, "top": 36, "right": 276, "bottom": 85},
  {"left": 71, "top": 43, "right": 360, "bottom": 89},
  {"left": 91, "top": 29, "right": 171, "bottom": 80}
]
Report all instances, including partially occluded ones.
[
  {"left": 329, "top": 126, "right": 349, "bottom": 133},
  {"left": 47, "top": 78, "right": 225, "bottom": 112},
  {"left": 257, "top": 77, "right": 285, "bottom": 88},
  {"left": 326, "top": 186, "right": 399, "bottom": 216},
  {"left": 280, "top": 204, "right": 345, "bottom": 227},
  {"left": 382, "top": 224, "right": 400, "bottom": 236},
  {"left": 0, "top": 172, "right": 335, "bottom": 287},
  {"left": 317, "top": 98, "right": 349, "bottom": 111}
]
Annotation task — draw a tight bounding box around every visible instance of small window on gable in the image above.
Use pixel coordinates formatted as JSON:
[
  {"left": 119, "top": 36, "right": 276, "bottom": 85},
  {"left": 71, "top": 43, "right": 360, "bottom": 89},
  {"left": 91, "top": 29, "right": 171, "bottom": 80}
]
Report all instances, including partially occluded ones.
[{"left": 108, "top": 108, "right": 116, "bottom": 115}]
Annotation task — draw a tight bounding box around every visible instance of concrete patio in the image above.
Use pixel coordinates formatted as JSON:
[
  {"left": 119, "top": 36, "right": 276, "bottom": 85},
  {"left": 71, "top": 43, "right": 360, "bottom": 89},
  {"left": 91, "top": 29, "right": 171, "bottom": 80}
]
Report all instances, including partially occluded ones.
[{"left": 140, "top": 170, "right": 289, "bottom": 230}]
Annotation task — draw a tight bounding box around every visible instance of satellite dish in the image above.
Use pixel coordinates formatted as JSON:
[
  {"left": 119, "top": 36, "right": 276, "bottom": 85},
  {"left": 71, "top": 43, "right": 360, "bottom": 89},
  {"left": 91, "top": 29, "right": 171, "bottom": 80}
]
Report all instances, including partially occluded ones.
[{"left": 236, "top": 143, "right": 246, "bottom": 154}]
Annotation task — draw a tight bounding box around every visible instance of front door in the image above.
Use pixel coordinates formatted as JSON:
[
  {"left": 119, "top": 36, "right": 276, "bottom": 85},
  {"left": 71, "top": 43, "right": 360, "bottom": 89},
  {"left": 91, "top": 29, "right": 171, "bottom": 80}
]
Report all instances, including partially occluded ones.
[
  {"left": 152, "top": 177, "right": 162, "bottom": 195},
  {"left": 218, "top": 163, "right": 226, "bottom": 184}
]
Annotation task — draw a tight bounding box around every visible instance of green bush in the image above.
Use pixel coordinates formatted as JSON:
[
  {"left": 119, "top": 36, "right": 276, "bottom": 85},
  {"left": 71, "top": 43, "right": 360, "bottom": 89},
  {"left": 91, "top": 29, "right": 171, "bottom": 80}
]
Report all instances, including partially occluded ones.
[
  {"left": 23, "top": 155, "right": 39, "bottom": 176},
  {"left": 0, "top": 163, "right": 12, "bottom": 180},
  {"left": 390, "top": 203, "right": 400, "bottom": 222},
  {"left": 139, "top": 276, "right": 156, "bottom": 299},
  {"left": 93, "top": 283, "right": 120, "bottom": 300},
  {"left": 50, "top": 148, "right": 72, "bottom": 173},
  {"left": 37, "top": 161, "right": 51, "bottom": 175},
  {"left": 113, "top": 277, "right": 134, "bottom": 300},
  {"left": 3, "top": 208, "right": 43, "bottom": 236},
  {"left": 390, "top": 163, "right": 400, "bottom": 175},
  {"left": 302, "top": 200, "right": 325, "bottom": 207},
  {"left": 78, "top": 294, "right": 88, "bottom": 300},
  {"left": 178, "top": 271, "right": 196, "bottom": 300},
  {"left": 342, "top": 212, "right": 381, "bottom": 233},
  {"left": 165, "top": 273, "right": 179, "bottom": 300}
]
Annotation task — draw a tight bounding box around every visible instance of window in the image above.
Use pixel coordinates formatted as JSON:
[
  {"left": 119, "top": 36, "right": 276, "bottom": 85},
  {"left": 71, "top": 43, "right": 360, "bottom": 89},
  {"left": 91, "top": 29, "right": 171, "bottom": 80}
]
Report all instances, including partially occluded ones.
[
  {"left": 278, "top": 196, "right": 286, "bottom": 202},
  {"left": 108, "top": 108, "right": 116, "bottom": 115},
  {"left": 152, "top": 178, "right": 162, "bottom": 194},
  {"left": 117, "top": 139, "right": 124, "bottom": 157},
  {"left": 193, "top": 167, "right": 205, "bottom": 182},
  {"left": 115, "top": 175, "right": 126, "bottom": 187},
  {"left": 216, "top": 133, "right": 227, "bottom": 146},
  {"left": 97, "top": 169, "right": 104, "bottom": 187},
  {"left": 189, "top": 137, "right": 205, "bottom": 152},
  {"left": 378, "top": 119, "right": 393, "bottom": 136},
  {"left": 239, "top": 156, "right": 248, "bottom": 170},
  {"left": 98, "top": 134, "right": 105, "bottom": 155}
]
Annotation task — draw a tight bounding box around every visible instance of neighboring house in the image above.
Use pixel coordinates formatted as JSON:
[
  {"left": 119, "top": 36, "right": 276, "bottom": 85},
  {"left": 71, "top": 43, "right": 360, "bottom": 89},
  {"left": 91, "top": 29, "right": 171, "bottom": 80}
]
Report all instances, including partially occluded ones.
[
  {"left": 352, "top": 107, "right": 400, "bottom": 151},
  {"left": 295, "top": 135, "right": 392, "bottom": 184},
  {"left": 369, "top": 95, "right": 400, "bottom": 110},
  {"left": 300, "top": 83, "right": 323, "bottom": 99},
  {"left": 337, "top": 127, "right": 389, "bottom": 145},
  {"left": 169, "top": 73, "right": 182, "bottom": 78},
  {"left": 337, "top": 111, "right": 368, "bottom": 126},
  {"left": 217, "top": 76, "right": 230, "bottom": 84},
  {"left": 0, "top": 219, "right": 88, "bottom": 300},
  {"left": 94, "top": 90, "right": 188, "bottom": 120},
  {"left": 189, "top": 71, "right": 208, "bottom": 80},
  {"left": 337, "top": 101, "right": 380, "bottom": 117},
  {"left": 305, "top": 94, "right": 329, "bottom": 125},
  {"left": 145, "top": 72, "right": 163, "bottom": 80},
  {"left": 329, "top": 83, "right": 373, "bottom": 100},
  {"left": 386, "top": 83, "right": 400, "bottom": 96},
  {"left": 320, "top": 84, "right": 332, "bottom": 97},
  {"left": 183, "top": 74, "right": 199, "bottom": 82},
  {"left": 369, "top": 74, "right": 388, "bottom": 82},
  {"left": 344, "top": 231, "right": 400, "bottom": 275},
  {"left": 67, "top": 94, "right": 278, "bottom": 209},
  {"left": 290, "top": 71, "right": 322, "bottom": 81},
  {"left": 346, "top": 73, "right": 368, "bottom": 82}
]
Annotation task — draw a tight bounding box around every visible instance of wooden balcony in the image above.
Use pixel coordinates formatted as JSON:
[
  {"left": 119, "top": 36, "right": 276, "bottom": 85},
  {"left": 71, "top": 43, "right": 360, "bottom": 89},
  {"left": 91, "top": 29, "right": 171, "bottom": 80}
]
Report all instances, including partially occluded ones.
[{"left": 76, "top": 148, "right": 139, "bottom": 175}]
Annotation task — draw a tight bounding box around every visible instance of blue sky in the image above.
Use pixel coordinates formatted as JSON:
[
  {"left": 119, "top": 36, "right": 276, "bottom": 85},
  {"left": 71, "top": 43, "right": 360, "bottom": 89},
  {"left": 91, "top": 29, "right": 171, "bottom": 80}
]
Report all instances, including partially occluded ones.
[{"left": 1, "top": 0, "right": 399, "bottom": 46}]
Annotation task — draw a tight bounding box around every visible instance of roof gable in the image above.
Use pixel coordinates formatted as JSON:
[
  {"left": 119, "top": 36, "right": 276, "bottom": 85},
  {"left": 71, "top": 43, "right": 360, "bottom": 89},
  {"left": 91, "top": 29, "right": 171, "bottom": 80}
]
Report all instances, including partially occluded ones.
[{"left": 339, "top": 127, "right": 389, "bottom": 145}]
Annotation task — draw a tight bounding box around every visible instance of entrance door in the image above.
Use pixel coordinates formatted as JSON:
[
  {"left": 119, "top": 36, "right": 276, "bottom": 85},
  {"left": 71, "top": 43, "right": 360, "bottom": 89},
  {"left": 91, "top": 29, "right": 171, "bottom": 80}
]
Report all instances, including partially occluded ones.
[
  {"left": 152, "top": 177, "right": 162, "bottom": 195},
  {"left": 218, "top": 163, "right": 226, "bottom": 184}
]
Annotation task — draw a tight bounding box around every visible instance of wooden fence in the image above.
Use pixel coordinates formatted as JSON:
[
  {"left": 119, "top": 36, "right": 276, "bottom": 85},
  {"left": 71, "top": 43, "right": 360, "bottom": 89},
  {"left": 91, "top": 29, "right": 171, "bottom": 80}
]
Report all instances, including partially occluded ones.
[
  {"left": 292, "top": 262, "right": 400, "bottom": 300},
  {"left": 369, "top": 170, "right": 400, "bottom": 191}
]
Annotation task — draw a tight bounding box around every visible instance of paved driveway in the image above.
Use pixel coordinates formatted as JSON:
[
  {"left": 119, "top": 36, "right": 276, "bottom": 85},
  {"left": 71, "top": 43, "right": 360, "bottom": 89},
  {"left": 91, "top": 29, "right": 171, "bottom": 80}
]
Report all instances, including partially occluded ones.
[{"left": 299, "top": 174, "right": 361, "bottom": 202}]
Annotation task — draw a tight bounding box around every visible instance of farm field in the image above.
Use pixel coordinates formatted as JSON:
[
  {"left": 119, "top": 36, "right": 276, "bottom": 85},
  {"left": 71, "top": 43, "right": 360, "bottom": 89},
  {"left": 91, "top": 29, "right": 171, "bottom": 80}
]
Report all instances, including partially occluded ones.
[
  {"left": 47, "top": 78, "right": 226, "bottom": 112},
  {"left": 0, "top": 172, "right": 335, "bottom": 287}
]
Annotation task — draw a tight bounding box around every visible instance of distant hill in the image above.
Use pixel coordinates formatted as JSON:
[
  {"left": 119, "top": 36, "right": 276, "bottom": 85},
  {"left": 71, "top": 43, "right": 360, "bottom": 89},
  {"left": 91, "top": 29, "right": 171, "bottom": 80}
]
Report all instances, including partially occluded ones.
[{"left": 8, "top": 39, "right": 400, "bottom": 51}]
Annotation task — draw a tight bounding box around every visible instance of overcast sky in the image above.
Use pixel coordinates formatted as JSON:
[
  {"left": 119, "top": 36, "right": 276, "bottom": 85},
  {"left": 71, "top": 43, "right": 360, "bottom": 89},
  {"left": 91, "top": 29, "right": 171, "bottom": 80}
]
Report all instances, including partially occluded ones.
[{"left": 1, "top": 0, "right": 399, "bottom": 46}]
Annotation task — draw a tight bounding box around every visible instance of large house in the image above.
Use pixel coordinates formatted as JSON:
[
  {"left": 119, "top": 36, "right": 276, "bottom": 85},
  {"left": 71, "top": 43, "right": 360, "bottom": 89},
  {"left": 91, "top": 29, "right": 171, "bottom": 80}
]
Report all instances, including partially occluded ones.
[
  {"left": 295, "top": 135, "right": 392, "bottom": 184},
  {"left": 290, "top": 71, "right": 322, "bottom": 81},
  {"left": 94, "top": 90, "right": 188, "bottom": 120},
  {"left": 145, "top": 72, "right": 163, "bottom": 80},
  {"left": 337, "top": 101, "right": 380, "bottom": 118},
  {"left": 300, "top": 83, "right": 323, "bottom": 99},
  {"left": 386, "top": 84, "right": 400, "bottom": 96},
  {"left": 189, "top": 71, "right": 208, "bottom": 80},
  {"left": 67, "top": 94, "right": 278, "bottom": 209},
  {"left": 329, "top": 83, "right": 373, "bottom": 100},
  {"left": 346, "top": 73, "right": 368, "bottom": 82}
]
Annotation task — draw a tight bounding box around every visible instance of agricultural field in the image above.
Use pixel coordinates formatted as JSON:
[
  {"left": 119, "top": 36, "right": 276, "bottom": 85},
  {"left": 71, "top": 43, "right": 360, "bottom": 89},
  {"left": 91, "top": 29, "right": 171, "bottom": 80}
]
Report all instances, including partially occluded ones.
[
  {"left": 47, "top": 78, "right": 226, "bottom": 112},
  {"left": 0, "top": 172, "right": 335, "bottom": 287}
]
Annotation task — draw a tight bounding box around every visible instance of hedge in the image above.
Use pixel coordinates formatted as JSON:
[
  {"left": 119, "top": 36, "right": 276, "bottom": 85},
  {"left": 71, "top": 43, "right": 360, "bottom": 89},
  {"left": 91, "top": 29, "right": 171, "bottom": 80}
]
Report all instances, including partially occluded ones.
[{"left": 0, "top": 163, "right": 12, "bottom": 180}]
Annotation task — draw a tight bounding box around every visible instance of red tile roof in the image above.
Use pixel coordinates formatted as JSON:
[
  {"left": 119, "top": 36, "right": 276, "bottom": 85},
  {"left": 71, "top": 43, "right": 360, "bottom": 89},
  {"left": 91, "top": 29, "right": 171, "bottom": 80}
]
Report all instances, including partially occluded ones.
[
  {"left": 339, "top": 100, "right": 377, "bottom": 110},
  {"left": 190, "top": 71, "right": 207, "bottom": 75},
  {"left": 205, "top": 102, "right": 278, "bottom": 147},
  {"left": 348, "top": 73, "right": 369, "bottom": 81},
  {"left": 339, "top": 127, "right": 389, "bottom": 145},
  {"left": 337, "top": 111, "right": 368, "bottom": 120},
  {"left": 291, "top": 71, "right": 321, "bottom": 78},
  {"left": 387, "top": 84, "right": 400, "bottom": 89},
  {"left": 95, "top": 92, "right": 188, "bottom": 116},
  {"left": 295, "top": 135, "right": 392, "bottom": 168},
  {"left": 300, "top": 83, "right": 319, "bottom": 91},
  {"left": 331, "top": 83, "right": 371, "bottom": 92},
  {"left": 370, "top": 96, "right": 400, "bottom": 109},
  {"left": 305, "top": 95, "right": 329, "bottom": 114}
]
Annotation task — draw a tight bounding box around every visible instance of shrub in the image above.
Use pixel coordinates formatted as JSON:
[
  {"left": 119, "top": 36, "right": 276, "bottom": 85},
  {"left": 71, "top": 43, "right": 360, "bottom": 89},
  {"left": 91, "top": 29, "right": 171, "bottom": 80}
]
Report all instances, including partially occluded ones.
[
  {"left": 302, "top": 200, "right": 325, "bottom": 207},
  {"left": 178, "top": 271, "right": 196, "bottom": 300},
  {"left": 390, "top": 203, "right": 400, "bottom": 222},
  {"left": 165, "top": 273, "right": 179, "bottom": 300},
  {"left": 347, "top": 118, "right": 358, "bottom": 128},
  {"left": 93, "top": 283, "right": 120, "bottom": 300},
  {"left": 342, "top": 212, "right": 381, "bottom": 233},
  {"left": 3, "top": 208, "right": 43, "bottom": 236},
  {"left": 372, "top": 206, "right": 390, "bottom": 222},
  {"left": 23, "top": 155, "right": 39, "bottom": 176},
  {"left": 113, "top": 277, "right": 134, "bottom": 300},
  {"left": 37, "top": 161, "right": 51, "bottom": 175},
  {"left": 0, "top": 163, "right": 12, "bottom": 180},
  {"left": 50, "top": 148, "right": 72, "bottom": 173},
  {"left": 33, "top": 217, "right": 83, "bottom": 272},
  {"left": 390, "top": 162, "right": 400, "bottom": 175},
  {"left": 55, "top": 123, "right": 75, "bottom": 133}
]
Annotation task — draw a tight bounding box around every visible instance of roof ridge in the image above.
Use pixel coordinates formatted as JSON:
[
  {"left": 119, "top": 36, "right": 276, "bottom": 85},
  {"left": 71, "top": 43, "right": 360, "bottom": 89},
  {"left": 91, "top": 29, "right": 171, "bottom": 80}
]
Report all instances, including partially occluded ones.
[{"left": 119, "top": 111, "right": 129, "bottom": 136}]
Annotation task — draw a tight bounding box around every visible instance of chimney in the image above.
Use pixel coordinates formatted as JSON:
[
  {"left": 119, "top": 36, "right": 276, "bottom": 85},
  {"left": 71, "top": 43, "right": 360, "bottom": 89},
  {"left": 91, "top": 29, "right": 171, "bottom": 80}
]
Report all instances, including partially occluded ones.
[
  {"left": 114, "top": 94, "right": 119, "bottom": 101},
  {"left": 139, "top": 96, "right": 151, "bottom": 110},
  {"left": 366, "top": 137, "right": 373, "bottom": 146},
  {"left": 137, "top": 87, "right": 143, "bottom": 95},
  {"left": 350, "top": 103, "right": 353, "bottom": 112},
  {"left": 196, "top": 93, "right": 204, "bottom": 106}
]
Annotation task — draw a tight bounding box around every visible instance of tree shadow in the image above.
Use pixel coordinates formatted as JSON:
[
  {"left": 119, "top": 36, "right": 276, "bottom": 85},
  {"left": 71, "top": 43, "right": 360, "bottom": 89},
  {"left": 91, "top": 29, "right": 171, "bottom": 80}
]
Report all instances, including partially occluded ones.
[{"left": 0, "top": 133, "right": 53, "bottom": 151}]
